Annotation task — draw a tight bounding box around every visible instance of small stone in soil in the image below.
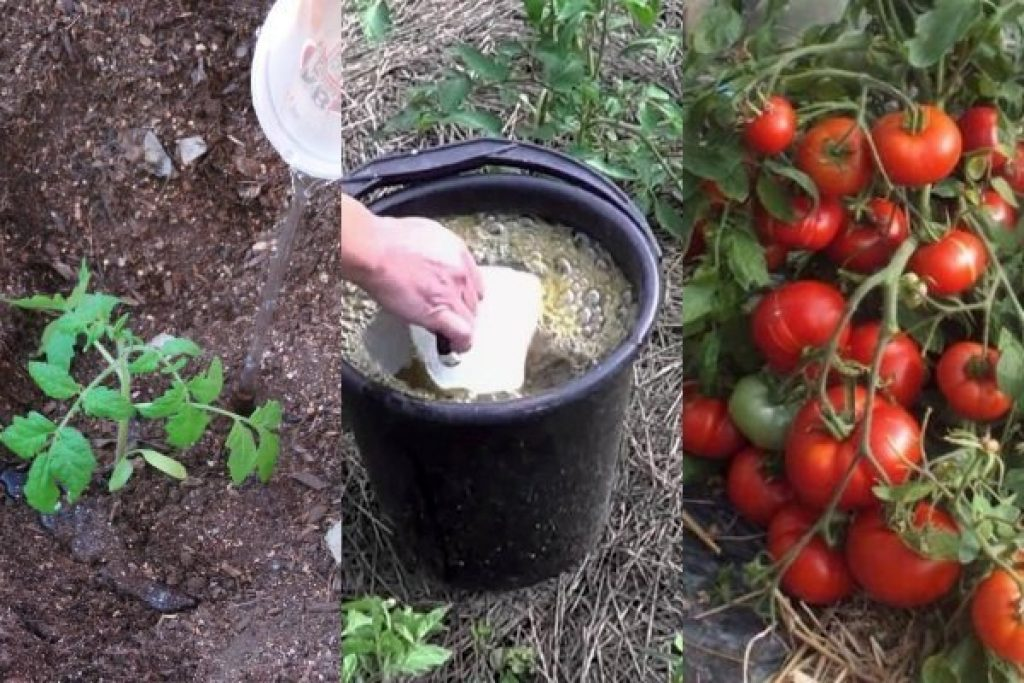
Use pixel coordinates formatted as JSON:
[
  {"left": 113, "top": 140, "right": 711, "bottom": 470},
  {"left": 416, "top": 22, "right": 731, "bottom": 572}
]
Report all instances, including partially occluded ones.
[
  {"left": 142, "top": 130, "right": 175, "bottom": 178},
  {"left": 98, "top": 565, "right": 197, "bottom": 613},
  {"left": 176, "top": 136, "right": 207, "bottom": 166},
  {"left": 0, "top": 468, "right": 26, "bottom": 499}
]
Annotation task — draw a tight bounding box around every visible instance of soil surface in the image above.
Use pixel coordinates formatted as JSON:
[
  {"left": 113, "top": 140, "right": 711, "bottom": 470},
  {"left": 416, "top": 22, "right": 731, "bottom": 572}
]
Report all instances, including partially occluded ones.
[{"left": 1, "top": 2, "right": 339, "bottom": 680}]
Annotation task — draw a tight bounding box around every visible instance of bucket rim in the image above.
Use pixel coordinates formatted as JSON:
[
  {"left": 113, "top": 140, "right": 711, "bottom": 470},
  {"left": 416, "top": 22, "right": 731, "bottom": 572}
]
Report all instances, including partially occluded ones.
[{"left": 341, "top": 173, "right": 664, "bottom": 425}]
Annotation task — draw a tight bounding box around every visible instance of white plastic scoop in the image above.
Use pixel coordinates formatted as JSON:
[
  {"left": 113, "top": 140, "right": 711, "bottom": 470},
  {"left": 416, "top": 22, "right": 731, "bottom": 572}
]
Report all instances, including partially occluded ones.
[{"left": 409, "top": 266, "right": 543, "bottom": 396}]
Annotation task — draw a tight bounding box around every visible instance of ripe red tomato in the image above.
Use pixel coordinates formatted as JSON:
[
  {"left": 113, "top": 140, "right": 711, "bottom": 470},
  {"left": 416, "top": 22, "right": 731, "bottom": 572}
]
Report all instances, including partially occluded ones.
[
  {"left": 908, "top": 229, "right": 988, "bottom": 298},
  {"left": 958, "top": 106, "right": 1008, "bottom": 172},
  {"left": 844, "top": 321, "right": 926, "bottom": 407},
  {"left": 973, "top": 568, "right": 1024, "bottom": 664},
  {"left": 751, "top": 280, "right": 850, "bottom": 373},
  {"left": 845, "top": 503, "right": 960, "bottom": 608},
  {"left": 757, "top": 196, "right": 845, "bottom": 252},
  {"left": 767, "top": 503, "right": 855, "bottom": 605},
  {"left": 871, "top": 105, "right": 962, "bottom": 186},
  {"left": 702, "top": 180, "right": 728, "bottom": 206},
  {"left": 744, "top": 96, "right": 797, "bottom": 156},
  {"left": 785, "top": 384, "right": 922, "bottom": 510},
  {"left": 826, "top": 198, "right": 909, "bottom": 273},
  {"left": 982, "top": 189, "right": 1018, "bottom": 230},
  {"left": 762, "top": 241, "right": 788, "bottom": 271},
  {"left": 936, "top": 341, "right": 1012, "bottom": 421},
  {"left": 796, "top": 117, "right": 873, "bottom": 197},
  {"left": 1002, "top": 142, "right": 1024, "bottom": 193},
  {"left": 726, "top": 447, "right": 795, "bottom": 527},
  {"left": 684, "top": 221, "right": 707, "bottom": 262},
  {"left": 682, "top": 388, "right": 747, "bottom": 459}
]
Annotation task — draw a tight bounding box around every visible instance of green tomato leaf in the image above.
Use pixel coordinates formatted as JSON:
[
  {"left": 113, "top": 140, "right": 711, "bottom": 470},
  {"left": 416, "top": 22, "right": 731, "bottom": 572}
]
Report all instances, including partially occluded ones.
[
  {"left": 691, "top": 5, "right": 742, "bottom": 55},
  {"left": 623, "top": 0, "right": 659, "bottom": 29},
  {"left": 24, "top": 453, "right": 59, "bottom": 514},
  {"left": 108, "top": 458, "right": 134, "bottom": 492},
  {"left": 555, "top": 0, "right": 588, "bottom": 21},
  {"left": 157, "top": 336, "right": 201, "bottom": 358},
  {"left": 5, "top": 293, "right": 68, "bottom": 311},
  {"left": 765, "top": 161, "right": 819, "bottom": 206},
  {"left": 68, "top": 261, "right": 91, "bottom": 307},
  {"left": 48, "top": 426, "right": 97, "bottom": 505},
  {"left": 756, "top": 173, "right": 795, "bottom": 222},
  {"left": 523, "top": 0, "right": 544, "bottom": 25},
  {"left": 226, "top": 420, "right": 258, "bottom": 484},
  {"left": 724, "top": 228, "right": 771, "bottom": 290},
  {"left": 128, "top": 349, "right": 161, "bottom": 374},
  {"left": 536, "top": 48, "right": 586, "bottom": 90},
  {"left": 187, "top": 357, "right": 224, "bottom": 405},
  {"left": 28, "top": 361, "right": 80, "bottom": 400},
  {"left": 992, "top": 177, "right": 1019, "bottom": 208},
  {"left": 682, "top": 278, "right": 717, "bottom": 326},
  {"left": 361, "top": 0, "right": 393, "bottom": 42},
  {"left": 139, "top": 449, "right": 187, "bottom": 480},
  {"left": 581, "top": 155, "right": 638, "bottom": 181},
  {"left": 653, "top": 198, "right": 686, "bottom": 240},
  {"left": 444, "top": 108, "right": 504, "bottom": 136},
  {"left": 137, "top": 382, "right": 187, "bottom": 419},
  {"left": 83, "top": 387, "right": 135, "bottom": 420},
  {"left": 42, "top": 327, "right": 77, "bottom": 372},
  {"left": 436, "top": 74, "right": 472, "bottom": 114},
  {"left": 997, "top": 329, "right": 1024, "bottom": 407},
  {"left": 0, "top": 412, "right": 57, "bottom": 460},
  {"left": 165, "top": 404, "right": 210, "bottom": 449},
  {"left": 906, "top": 0, "right": 982, "bottom": 68},
  {"left": 397, "top": 644, "right": 452, "bottom": 676},
  {"left": 255, "top": 429, "right": 280, "bottom": 483},
  {"left": 453, "top": 44, "right": 509, "bottom": 82},
  {"left": 250, "top": 400, "right": 283, "bottom": 431},
  {"left": 920, "top": 655, "right": 958, "bottom": 683}
]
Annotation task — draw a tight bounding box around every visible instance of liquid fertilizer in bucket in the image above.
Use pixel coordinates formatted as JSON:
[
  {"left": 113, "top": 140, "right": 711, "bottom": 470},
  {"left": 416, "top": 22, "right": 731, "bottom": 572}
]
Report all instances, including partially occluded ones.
[{"left": 340, "top": 139, "right": 663, "bottom": 591}]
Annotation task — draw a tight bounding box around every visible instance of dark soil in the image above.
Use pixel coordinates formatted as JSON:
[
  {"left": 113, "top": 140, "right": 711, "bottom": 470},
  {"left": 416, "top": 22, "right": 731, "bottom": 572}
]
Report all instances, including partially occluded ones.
[{"left": 1, "top": 1, "right": 339, "bottom": 680}]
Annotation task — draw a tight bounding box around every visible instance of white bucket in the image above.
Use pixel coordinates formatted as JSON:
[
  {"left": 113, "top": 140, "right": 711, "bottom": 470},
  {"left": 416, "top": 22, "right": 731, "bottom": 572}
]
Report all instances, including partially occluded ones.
[{"left": 251, "top": 0, "right": 342, "bottom": 180}]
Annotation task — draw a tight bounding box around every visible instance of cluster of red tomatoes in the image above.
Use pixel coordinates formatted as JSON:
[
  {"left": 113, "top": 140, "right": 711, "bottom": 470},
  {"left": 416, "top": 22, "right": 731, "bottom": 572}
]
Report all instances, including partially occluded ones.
[{"left": 682, "top": 96, "right": 1024, "bottom": 664}]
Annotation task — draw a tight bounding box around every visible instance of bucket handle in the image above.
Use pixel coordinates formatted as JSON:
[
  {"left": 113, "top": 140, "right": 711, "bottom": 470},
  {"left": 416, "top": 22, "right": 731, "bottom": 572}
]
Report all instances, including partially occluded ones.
[{"left": 340, "top": 138, "right": 662, "bottom": 260}]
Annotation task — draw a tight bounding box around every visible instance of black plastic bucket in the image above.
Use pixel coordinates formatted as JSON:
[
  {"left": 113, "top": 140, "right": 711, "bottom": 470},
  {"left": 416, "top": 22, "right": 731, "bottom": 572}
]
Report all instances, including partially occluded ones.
[{"left": 340, "top": 139, "right": 663, "bottom": 591}]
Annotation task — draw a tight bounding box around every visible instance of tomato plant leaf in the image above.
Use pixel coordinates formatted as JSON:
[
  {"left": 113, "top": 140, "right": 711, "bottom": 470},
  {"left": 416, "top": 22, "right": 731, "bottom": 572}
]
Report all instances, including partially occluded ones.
[
  {"left": 24, "top": 453, "right": 59, "bottom": 514},
  {"left": 108, "top": 457, "right": 134, "bottom": 492},
  {"left": 682, "top": 278, "right": 717, "bottom": 327},
  {"left": 691, "top": 5, "right": 742, "bottom": 55},
  {"left": 83, "top": 387, "right": 135, "bottom": 420},
  {"left": 128, "top": 349, "right": 161, "bottom": 374},
  {"left": 165, "top": 404, "right": 210, "bottom": 449},
  {"left": 137, "top": 381, "right": 186, "bottom": 419},
  {"left": 653, "top": 198, "right": 686, "bottom": 240},
  {"left": 906, "top": 0, "right": 981, "bottom": 68},
  {"left": 255, "top": 429, "right": 280, "bottom": 484},
  {"left": 724, "top": 228, "right": 771, "bottom": 290},
  {"left": 361, "top": 0, "right": 393, "bottom": 42},
  {"left": 42, "top": 328, "right": 77, "bottom": 372},
  {"left": 28, "top": 361, "right": 80, "bottom": 400},
  {"left": 226, "top": 420, "right": 258, "bottom": 484},
  {"left": 48, "top": 426, "right": 96, "bottom": 505},
  {"left": 453, "top": 44, "right": 510, "bottom": 82},
  {"left": 997, "top": 329, "right": 1024, "bottom": 407},
  {"left": 622, "top": 0, "right": 659, "bottom": 29},
  {"left": 157, "top": 336, "right": 201, "bottom": 358},
  {"left": 920, "top": 655, "right": 958, "bottom": 683},
  {"left": 582, "top": 155, "right": 638, "bottom": 181},
  {"left": 444, "top": 109, "right": 504, "bottom": 136},
  {"left": 250, "top": 400, "right": 283, "bottom": 431},
  {"left": 755, "top": 173, "right": 796, "bottom": 222},
  {"left": 0, "top": 412, "right": 57, "bottom": 460},
  {"left": 139, "top": 449, "right": 187, "bottom": 480},
  {"left": 991, "top": 177, "right": 1019, "bottom": 208},
  {"left": 187, "top": 357, "right": 224, "bottom": 405},
  {"left": 5, "top": 293, "right": 68, "bottom": 311},
  {"left": 436, "top": 74, "right": 472, "bottom": 114},
  {"left": 398, "top": 644, "right": 452, "bottom": 675},
  {"left": 765, "top": 161, "right": 819, "bottom": 207},
  {"left": 523, "top": 0, "right": 545, "bottom": 25}
]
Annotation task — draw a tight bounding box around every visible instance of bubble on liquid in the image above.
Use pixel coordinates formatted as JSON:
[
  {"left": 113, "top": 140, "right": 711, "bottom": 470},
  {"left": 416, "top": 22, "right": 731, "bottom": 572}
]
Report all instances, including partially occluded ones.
[
  {"left": 555, "top": 257, "right": 573, "bottom": 275},
  {"left": 562, "top": 289, "right": 576, "bottom": 306},
  {"left": 486, "top": 220, "right": 506, "bottom": 236},
  {"left": 584, "top": 289, "right": 601, "bottom": 306},
  {"left": 579, "top": 307, "right": 593, "bottom": 325}
]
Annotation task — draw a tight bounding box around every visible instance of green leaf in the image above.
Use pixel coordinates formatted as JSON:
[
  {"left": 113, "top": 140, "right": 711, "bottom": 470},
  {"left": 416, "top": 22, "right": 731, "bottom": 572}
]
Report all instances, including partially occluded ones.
[
  {"left": 436, "top": 74, "right": 472, "bottom": 114},
  {"left": 523, "top": 0, "right": 544, "bottom": 24},
  {"left": 0, "top": 412, "right": 57, "bottom": 460},
  {"left": 445, "top": 109, "right": 504, "bottom": 136},
  {"left": 68, "top": 261, "right": 91, "bottom": 307},
  {"left": 255, "top": 429, "right": 280, "bottom": 483},
  {"left": 682, "top": 279, "right": 717, "bottom": 326},
  {"left": 654, "top": 198, "right": 686, "bottom": 240},
  {"left": 42, "top": 328, "right": 77, "bottom": 372},
  {"left": 992, "top": 177, "right": 1019, "bottom": 208},
  {"left": 555, "top": 0, "right": 588, "bottom": 21},
  {"left": 27, "top": 361, "right": 80, "bottom": 400},
  {"left": 24, "top": 454, "right": 59, "bottom": 513},
  {"left": 83, "top": 387, "right": 135, "bottom": 420},
  {"left": 187, "top": 357, "right": 224, "bottom": 405},
  {"left": 48, "top": 426, "right": 96, "bottom": 504},
  {"left": 623, "top": 0, "right": 659, "bottom": 28},
  {"left": 536, "top": 47, "right": 586, "bottom": 90},
  {"left": 137, "top": 382, "right": 186, "bottom": 418},
  {"left": 108, "top": 458, "right": 134, "bottom": 492},
  {"left": 226, "top": 421, "right": 258, "bottom": 484},
  {"left": 139, "top": 449, "right": 187, "bottom": 480},
  {"left": 341, "top": 654, "right": 359, "bottom": 683},
  {"left": 766, "top": 161, "right": 819, "bottom": 206},
  {"left": 361, "top": 0, "right": 392, "bottom": 42},
  {"left": 724, "top": 229, "right": 771, "bottom": 290},
  {"left": 158, "top": 337, "right": 201, "bottom": 358},
  {"left": 920, "top": 655, "right": 958, "bottom": 683},
  {"left": 165, "top": 404, "right": 210, "bottom": 449},
  {"left": 453, "top": 44, "right": 509, "bottom": 82},
  {"left": 906, "top": 0, "right": 981, "bottom": 68},
  {"left": 582, "top": 156, "right": 638, "bottom": 181},
  {"left": 997, "top": 329, "right": 1024, "bottom": 407},
  {"left": 5, "top": 293, "right": 67, "bottom": 311},
  {"left": 128, "top": 349, "right": 161, "bottom": 374},
  {"left": 398, "top": 644, "right": 452, "bottom": 675},
  {"left": 250, "top": 401, "right": 283, "bottom": 430},
  {"left": 691, "top": 5, "right": 742, "bottom": 55},
  {"left": 756, "top": 173, "right": 795, "bottom": 222}
]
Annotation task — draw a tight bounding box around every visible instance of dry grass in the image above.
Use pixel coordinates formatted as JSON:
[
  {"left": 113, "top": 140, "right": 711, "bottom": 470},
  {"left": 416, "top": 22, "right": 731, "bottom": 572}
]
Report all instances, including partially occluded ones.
[{"left": 341, "top": 1, "right": 684, "bottom": 681}]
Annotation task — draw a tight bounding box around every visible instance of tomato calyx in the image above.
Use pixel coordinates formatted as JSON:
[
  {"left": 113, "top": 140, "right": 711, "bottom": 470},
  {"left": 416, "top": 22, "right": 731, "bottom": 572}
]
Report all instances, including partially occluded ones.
[
  {"left": 965, "top": 353, "right": 997, "bottom": 381},
  {"left": 901, "top": 104, "right": 927, "bottom": 136}
]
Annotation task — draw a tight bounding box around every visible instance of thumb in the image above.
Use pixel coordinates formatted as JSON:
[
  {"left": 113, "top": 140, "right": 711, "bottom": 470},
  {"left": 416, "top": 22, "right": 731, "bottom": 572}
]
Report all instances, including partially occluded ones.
[{"left": 430, "top": 310, "right": 474, "bottom": 353}]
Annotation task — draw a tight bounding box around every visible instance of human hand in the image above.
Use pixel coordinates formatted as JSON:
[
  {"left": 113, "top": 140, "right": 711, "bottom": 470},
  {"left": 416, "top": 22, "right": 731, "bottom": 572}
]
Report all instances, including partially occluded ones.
[{"left": 348, "top": 216, "right": 485, "bottom": 353}]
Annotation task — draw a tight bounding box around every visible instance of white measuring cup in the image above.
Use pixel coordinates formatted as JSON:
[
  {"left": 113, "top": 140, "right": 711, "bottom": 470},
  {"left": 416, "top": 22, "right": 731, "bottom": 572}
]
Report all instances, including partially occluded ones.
[
  {"left": 409, "top": 266, "right": 544, "bottom": 397},
  {"left": 251, "top": 0, "right": 342, "bottom": 180}
]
